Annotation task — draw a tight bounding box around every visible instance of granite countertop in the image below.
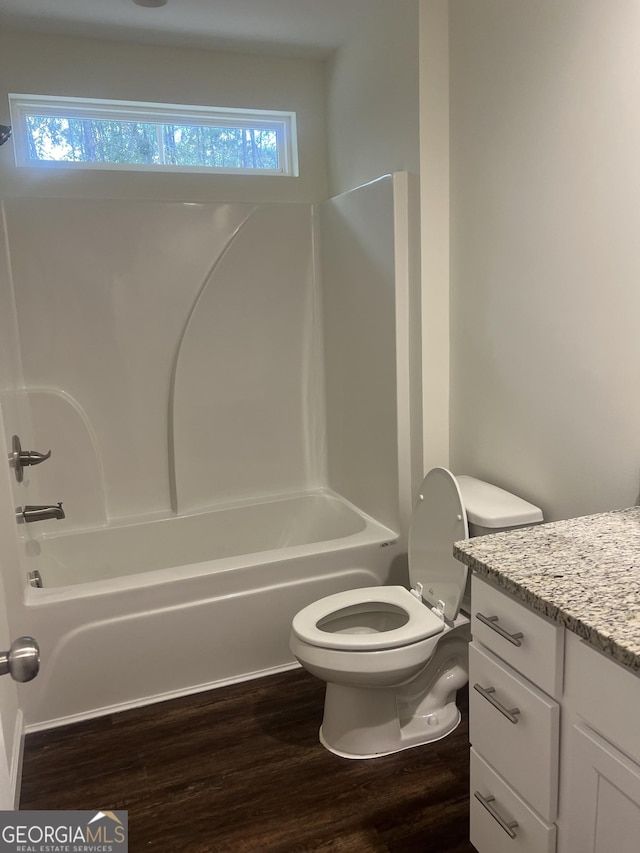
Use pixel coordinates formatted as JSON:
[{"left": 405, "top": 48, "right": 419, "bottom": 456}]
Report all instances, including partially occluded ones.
[{"left": 453, "top": 506, "right": 640, "bottom": 673}]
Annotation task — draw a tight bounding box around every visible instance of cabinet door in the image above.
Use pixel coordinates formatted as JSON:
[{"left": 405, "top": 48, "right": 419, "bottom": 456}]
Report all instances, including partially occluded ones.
[{"left": 568, "top": 723, "right": 640, "bottom": 853}]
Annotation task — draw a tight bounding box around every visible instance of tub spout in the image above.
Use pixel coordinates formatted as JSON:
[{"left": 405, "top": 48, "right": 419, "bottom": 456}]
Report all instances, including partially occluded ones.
[{"left": 17, "top": 503, "right": 65, "bottom": 524}]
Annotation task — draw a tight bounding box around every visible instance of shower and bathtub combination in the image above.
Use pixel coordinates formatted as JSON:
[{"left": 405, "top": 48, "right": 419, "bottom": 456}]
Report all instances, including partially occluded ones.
[{"left": 0, "top": 173, "right": 422, "bottom": 729}]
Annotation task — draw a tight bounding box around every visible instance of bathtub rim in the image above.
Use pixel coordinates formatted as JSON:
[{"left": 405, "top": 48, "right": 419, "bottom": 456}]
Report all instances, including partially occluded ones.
[
  {"left": 33, "top": 486, "right": 371, "bottom": 540},
  {"left": 22, "top": 488, "right": 399, "bottom": 606}
]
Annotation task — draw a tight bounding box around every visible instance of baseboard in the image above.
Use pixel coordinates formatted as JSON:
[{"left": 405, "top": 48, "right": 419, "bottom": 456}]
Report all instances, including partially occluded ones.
[{"left": 25, "top": 661, "right": 302, "bottom": 734}]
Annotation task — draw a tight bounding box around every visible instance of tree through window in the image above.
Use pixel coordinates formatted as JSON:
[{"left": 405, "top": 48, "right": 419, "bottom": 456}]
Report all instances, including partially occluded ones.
[{"left": 10, "top": 95, "right": 298, "bottom": 176}]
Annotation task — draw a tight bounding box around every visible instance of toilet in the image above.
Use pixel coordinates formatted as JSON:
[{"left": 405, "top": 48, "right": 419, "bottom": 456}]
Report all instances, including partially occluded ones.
[{"left": 290, "top": 467, "right": 543, "bottom": 759}]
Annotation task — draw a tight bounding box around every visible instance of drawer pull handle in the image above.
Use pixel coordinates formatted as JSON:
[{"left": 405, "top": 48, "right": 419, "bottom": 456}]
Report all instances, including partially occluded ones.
[
  {"left": 474, "top": 791, "right": 519, "bottom": 839},
  {"left": 473, "top": 683, "right": 521, "bottom": 724},
  {"left": 476, "top": 612, "right": 524, "bottom": 646}
]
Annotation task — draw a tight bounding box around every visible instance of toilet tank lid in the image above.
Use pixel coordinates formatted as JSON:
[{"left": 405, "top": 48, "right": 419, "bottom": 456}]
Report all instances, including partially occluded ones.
[{"left": 456, "top": 476, "right": 543, "bottom": 528}]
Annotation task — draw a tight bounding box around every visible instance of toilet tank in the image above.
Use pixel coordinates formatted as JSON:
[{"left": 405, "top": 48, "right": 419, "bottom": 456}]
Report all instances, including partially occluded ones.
[{"left": 456, "top": 475, "right": 543, "bottom": 538}]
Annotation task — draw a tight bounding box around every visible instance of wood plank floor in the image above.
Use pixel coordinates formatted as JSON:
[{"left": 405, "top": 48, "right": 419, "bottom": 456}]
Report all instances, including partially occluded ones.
[{"left": 21, "top": 669, "right": 475, "bottom": 852}]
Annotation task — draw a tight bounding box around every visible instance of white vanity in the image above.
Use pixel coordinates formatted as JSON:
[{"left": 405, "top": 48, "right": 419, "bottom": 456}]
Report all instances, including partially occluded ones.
[{"left": 454, "top": 507, "right": 640, "bottom": 853}]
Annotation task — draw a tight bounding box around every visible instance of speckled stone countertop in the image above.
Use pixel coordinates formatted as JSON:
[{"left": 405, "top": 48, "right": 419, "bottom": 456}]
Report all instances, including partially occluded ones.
[{"left": 453, "top": 506, "right": 640, "bottom": 673}]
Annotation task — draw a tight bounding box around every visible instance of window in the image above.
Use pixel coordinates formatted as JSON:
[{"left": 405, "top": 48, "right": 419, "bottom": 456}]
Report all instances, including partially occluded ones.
[{"left": 9, "top": 94, "right": 298, "bottom": 176}]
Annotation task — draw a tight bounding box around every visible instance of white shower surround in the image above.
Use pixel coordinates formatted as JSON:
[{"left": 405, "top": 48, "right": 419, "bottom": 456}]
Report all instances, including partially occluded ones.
[
  {"left": 6, "top": 198, "right": 325, "bottom": 523},
  {"left": 0, "top": 173, "right": 421, "bottom": 728}
]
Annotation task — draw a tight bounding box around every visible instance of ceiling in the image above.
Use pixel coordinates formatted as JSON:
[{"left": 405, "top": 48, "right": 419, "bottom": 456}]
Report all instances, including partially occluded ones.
[{"left": 0, "top": 0, "right": 392, "bottom": 59}]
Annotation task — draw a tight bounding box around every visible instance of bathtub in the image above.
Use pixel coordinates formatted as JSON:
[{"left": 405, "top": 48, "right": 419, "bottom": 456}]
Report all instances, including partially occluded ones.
[{"left": 18, "top": 491, "right": 399, "bottom": 730}]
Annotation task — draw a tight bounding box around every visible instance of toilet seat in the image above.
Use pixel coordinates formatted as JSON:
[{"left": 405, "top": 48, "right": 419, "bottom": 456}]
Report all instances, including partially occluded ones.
[
  {"left": 408, "top": 467, "right": 469, "bottom": 621},
  {"left": 291, "top": 586, "right": 445, "bottom": 652}
]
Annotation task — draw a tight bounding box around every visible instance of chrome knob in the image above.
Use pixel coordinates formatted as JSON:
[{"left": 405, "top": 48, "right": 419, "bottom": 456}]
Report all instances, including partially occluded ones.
[{"left": 0, "top": 637, "right": 40, "bottom": 682}]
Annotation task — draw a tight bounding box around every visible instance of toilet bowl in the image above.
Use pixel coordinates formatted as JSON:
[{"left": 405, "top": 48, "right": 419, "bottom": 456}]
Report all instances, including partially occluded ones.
[{"left": 290, "top": 467, "right": 543, "bottom": 759}]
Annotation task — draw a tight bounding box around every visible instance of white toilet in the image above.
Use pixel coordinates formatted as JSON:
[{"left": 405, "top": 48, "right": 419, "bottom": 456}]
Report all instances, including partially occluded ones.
[{"left": 290, "top": 467, "right": 543, "bottom": 759}]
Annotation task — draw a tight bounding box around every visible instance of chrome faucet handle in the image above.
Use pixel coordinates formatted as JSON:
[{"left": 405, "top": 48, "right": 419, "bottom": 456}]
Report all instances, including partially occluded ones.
[{"left": 10, "top": 435, "right": 52, "bottom": 482}]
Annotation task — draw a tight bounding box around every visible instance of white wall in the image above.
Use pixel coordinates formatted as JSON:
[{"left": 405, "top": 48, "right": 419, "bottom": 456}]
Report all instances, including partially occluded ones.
[
  {"left": 0, "top": 29, "right": 327, "bottom": 203},
  {"left": 418, "top": 0, "right": 450, "bottom": 474},
  {"left": 449, "top": 0, "right": 640, "bottom": 521},
  {"left": 326, "top": 1, "right": 420, "bottom": 198}
]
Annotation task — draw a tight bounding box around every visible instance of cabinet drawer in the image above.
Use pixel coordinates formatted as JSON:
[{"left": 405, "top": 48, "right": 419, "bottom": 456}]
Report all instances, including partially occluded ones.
[
  {"left": 472, "top": 575, "right": 563, "bottom": 697},
  {"left": 469, "top": 642, "right": 560, "bottom": 821},
  {"left": 471, "top": 748, "right": 556, "bottom": 853}
]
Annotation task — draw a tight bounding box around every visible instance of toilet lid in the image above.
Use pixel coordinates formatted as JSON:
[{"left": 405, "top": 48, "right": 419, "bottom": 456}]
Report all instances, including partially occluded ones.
[
  {"left": 291, "top": 586, "right": 445, "bottom": 651},
  {"left": 408, "top": 467, "right": 469, "bottom": 622}
]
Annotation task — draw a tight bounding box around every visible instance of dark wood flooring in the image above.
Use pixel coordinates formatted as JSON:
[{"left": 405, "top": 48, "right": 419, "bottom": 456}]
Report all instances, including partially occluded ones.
[{"left": 20, "top": 669, "right": 474, "bottom": 852}]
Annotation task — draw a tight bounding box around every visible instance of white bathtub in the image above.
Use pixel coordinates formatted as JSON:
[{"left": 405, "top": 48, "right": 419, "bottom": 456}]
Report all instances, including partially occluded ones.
[{"left": 18, "top": 491, "right": 398, "bottom": 730}]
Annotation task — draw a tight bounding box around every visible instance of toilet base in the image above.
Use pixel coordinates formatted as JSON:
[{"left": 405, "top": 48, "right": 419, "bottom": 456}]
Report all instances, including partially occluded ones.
[{"left": 319, "top": 680, "right": 463, "bottom": 760}]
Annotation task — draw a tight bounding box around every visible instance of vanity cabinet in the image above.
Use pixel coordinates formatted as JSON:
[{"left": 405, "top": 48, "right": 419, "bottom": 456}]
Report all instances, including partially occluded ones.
[
  {"left": 469, "top": 574, "right": 640, "bottom": 853},
  {"left": 469, "top": 575, "right": 562, "bottom": 852}
]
